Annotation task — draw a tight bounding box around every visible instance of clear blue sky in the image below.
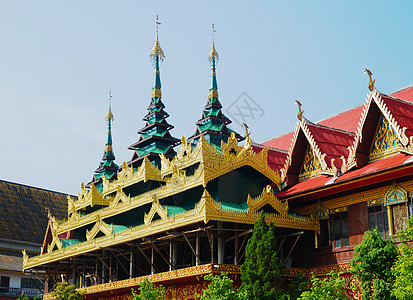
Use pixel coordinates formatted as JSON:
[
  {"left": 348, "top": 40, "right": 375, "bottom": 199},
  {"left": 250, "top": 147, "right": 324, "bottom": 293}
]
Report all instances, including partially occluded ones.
[{"left": 1, "top": 1, "right": 412, "bottom": 194}]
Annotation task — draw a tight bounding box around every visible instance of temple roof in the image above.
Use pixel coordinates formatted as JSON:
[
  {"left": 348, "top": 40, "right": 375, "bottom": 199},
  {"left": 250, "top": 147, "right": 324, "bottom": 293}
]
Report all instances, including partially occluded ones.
[
  {"left": 391, "top": 85, "right": 413, "bottom": 102},
  {"left": 269, "top": 85, "right": 413, "bottom": 199},
  {"left": 89, "top": 100, "right": 119, "bottom": 188},
  {"left": 0, "top": 180, "right": 68, "bottom": 244},
  {"left": 128, "top": 27, "right": 179, "bottom": 167},
  {"left": 189, "top": 39, "right": 243, "bottom": 148}
]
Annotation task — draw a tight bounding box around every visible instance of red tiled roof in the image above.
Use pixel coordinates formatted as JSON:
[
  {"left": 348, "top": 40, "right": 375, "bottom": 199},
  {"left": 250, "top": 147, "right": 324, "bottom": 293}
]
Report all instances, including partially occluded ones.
[
  {"left": 275, "top": 175, "right": 331, "bottom": 198},
  {"left": 379, "top": 94, "right": 413, "bottom": 139},
  {"left": 252, "top": 144, "right": 287, "bottom": 171},
  {"left": 305, "top": 123, "right": 355, "bottom": 169},
  {"left": 336, "top": 153, "right": 409, "bottom": 183},
  {"left": 391, "top": 85, "right": 413, "bottom": 102},
  {"left": 276, "top": 153, "right": 410, "bottom": 198},
  {"left": 262, "top": 132, "right": 295, "bottom": 151},
  {"left": 263, "top": 106, "right": 364, "bottom": 152},
  {"left": 317, "top": 105, "right": 364, "bottom": 132}
]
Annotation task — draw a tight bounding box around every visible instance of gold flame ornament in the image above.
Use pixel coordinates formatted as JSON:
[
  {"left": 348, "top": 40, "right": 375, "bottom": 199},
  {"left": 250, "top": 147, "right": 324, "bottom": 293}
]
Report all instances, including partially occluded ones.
[
  {"left": 364, "top": 68, "right": 375, "bottom": 91},
  {"left": 295, "top": 99, "right": 304, "bottom": 121}
]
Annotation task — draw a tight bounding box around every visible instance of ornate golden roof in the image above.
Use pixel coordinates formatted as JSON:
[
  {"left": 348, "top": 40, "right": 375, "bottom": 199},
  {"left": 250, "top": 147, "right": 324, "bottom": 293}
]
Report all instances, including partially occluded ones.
[{"left": 23, "top": 133, "right": 320, "bottom": 271}]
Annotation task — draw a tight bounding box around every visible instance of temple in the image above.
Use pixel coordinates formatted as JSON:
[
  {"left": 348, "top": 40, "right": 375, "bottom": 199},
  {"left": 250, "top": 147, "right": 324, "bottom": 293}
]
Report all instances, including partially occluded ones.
[{"left": 22, "top": 21, "right": 413, "bottom": 300}]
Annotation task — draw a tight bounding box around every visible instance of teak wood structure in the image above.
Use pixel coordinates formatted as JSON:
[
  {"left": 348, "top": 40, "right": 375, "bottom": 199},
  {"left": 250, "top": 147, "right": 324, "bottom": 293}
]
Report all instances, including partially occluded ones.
[{"left": 23, "top": 22, "right": 413, "bottom": 300}]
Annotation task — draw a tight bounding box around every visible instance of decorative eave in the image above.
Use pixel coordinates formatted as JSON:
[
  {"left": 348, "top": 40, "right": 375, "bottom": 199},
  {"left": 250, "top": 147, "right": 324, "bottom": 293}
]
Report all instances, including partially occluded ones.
[
  {"left": 161, "top": 133, "right": 281, "bottom": 189},
  {"left": 39, "top": 132, "right": 282, "bottom": 249},
  {"left": 42, "top": 264, "right": 239, "bottom": 299},
  {"left": 23, "top": 187, "right": 318, "bottom": 271},
  {"left": 68, "top": 183, "right": 108, "bottom": 213},
  {"left": 343, "top": 89, "right": 413, "bottom": 173},
  {"left": 281, "top": 119, "right": 337, "bottom": 182},
  {"left": 102, "top": 157, "right": 163, "bottom": 195}
]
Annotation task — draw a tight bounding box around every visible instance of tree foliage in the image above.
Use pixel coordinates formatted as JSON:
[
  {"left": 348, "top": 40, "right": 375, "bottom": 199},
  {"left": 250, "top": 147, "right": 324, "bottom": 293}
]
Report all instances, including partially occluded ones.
[
  {"left": 51, "top": 282, "right": 85, "bottom": 300},
  {"left": 200, "top": 273, "right": 246, "bottom": 300},
  {"left": 131, "top": 278, "right": 166, "bottom": 300},
  {"left": 392, "top": 218, "right": 413, "bottom": 300},
  {"left": 17, "top": 293, "right": 29, "bottom": 300},
  {"left": 297, "top": 271, "right": 347, "bottom": 300},
  {"left": 240, "top": 211, "right": 285, "bottom": 299},
  {"left": 350, "top": 228, "right": 398, "bottom": 299}
]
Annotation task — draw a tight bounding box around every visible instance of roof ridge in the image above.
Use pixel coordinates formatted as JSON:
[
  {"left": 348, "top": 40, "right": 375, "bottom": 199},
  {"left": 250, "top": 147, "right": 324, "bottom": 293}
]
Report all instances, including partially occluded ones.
[
  {"left": 262, "top": 131, "right": 294, "bottom": 144},
  {"left": 391, "top": 84, "right": 413, "bottom": 94},
  {"left": 316, "top": 104, "right": 364, "bottom": 124},
  {"left": 251, "top": 142, "right": 289, "bottom": 153},
  {"left": 307, "top": 121, "right": 356, "bottom": 135},
  {"left": 381, "top": 92, "right": 413, "bottom": 106},
  {"left": 0, "top": 179, "right": 73, "bottom": 197}
]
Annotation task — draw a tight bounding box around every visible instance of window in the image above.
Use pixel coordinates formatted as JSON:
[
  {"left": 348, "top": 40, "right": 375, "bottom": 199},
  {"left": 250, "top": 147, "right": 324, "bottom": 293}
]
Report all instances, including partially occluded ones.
[
  {"left": 20, "top": 278, "right": 44, "bottom": 289},
  {"left": 408, "top": 195, "right": 413, "bottom": 218},
  {"left": 368, "top": 204, "right": 388, "bottom": 237},
  {"left": 319, "top": 219, "right": 330, "bottom": 247},
  {"left": 0, "top": 276, "right": 10, "bottom": 293},
  {"left": 0, "top": 276, "right": 9, "bottom": 288},
  {"left": 330, "top": 212, "right": 349, "bottom": 249}
]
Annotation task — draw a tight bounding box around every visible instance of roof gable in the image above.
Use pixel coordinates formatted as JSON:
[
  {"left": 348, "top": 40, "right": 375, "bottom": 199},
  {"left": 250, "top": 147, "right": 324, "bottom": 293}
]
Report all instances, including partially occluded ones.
[
  {"left": 282, "top": 118, "right": 355, "bottom": 185},
  {"left": 369, "top": 114, "right": 402, "bottom": 161},
  {"left": 343, "top": 90, "right": 413, "bottom": 173}
]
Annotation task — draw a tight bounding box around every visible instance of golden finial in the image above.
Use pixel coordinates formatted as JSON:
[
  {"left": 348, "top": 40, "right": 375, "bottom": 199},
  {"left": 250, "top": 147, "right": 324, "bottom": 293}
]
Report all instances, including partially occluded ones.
[
  {"left": 208, "top": 23, "right": 219, "bottom": 62},
  {"left": 150, "top": 15, "right": 165, "bottom": 63},
  {"left": 364, "top": 68, "right": 375, "bottom": 91},
  {"left": 295, "top": 99, "right": 304, "bottom": 121},
  {"left": 106, "top": 90, "right": 114, "bottom": 121}
]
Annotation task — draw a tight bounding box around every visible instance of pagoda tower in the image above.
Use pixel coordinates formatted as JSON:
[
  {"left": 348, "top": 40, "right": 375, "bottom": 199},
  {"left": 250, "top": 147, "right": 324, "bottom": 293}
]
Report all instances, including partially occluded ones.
[
  {"left": 128, "top": 17, "right": 180, "bottom": 169},
  {"left": 87, "top": 92, "right": 119, "bottom": 190},
  {"left": 189, "top": 24, "right": 243, "bottom": 148}
]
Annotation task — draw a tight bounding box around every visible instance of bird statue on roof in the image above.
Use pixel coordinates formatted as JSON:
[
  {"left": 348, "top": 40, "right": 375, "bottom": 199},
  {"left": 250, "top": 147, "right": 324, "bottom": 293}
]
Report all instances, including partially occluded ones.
[
  {"left": 243, "top": 123, "right": 250, "bottom": 139},
  {"left": 295, "top": 99, "right": 304, "bottom": 121},
  {"left": 364, "top": 68, "right": 375, "bottom": 91}
]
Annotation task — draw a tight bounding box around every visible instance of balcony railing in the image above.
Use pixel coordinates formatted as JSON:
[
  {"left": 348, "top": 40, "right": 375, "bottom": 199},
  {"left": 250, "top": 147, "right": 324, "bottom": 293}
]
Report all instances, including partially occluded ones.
[{"left": 0, "top": 287, "right": 43, "bottom": 298}]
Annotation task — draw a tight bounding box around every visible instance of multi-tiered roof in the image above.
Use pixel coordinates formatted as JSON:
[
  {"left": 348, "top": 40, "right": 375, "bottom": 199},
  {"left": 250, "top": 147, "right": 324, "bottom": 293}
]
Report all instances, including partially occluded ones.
[
  {"left": 189, "top": 26, "right": 243, "bottom": 148},
  {"left": 88, "top": 94, "right": 119, "bottom": 190},
  {"left": 128, "top": 24, "right": 180, "bottom": 169}
]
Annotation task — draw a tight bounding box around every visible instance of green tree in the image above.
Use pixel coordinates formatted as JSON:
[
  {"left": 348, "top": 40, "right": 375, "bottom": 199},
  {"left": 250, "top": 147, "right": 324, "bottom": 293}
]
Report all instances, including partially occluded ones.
[
  {"left": 240, "top": 211, "right": 285, "bottom": 299},
  {"left": 131, "top": 278, "right": 166, "bottom": 300},
  {"left": 17, "top": 293, "right": 29, "bottom": 300},
  {"left": 51, "top": 282, "right": 85, "bottom": 300},
  {"left": 297, "top": 271, "right": 347, "bottom": 300},
  {"left": 199, "top": 273, "right": 241, "bottom": 300},
  {"left": 392, "top": 218, "right": 413, "bottom": 300},
  {"left": 350, "top": 228, "right": 398, "bottom": 299}
]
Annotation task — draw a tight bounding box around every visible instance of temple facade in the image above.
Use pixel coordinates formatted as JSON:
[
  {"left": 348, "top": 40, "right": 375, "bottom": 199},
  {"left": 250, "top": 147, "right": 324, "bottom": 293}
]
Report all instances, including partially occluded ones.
[{"left": 22, "top": 22, "right": 413, "bottom": 300}]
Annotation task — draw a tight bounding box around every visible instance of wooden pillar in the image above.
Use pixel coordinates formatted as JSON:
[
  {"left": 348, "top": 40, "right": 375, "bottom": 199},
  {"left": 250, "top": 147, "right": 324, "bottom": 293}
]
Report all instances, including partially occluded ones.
[
  {"left": 196, "top": 232, "right": 200, "bottom": 266},
  {"left": 234, "top": 231, "right": 239, "bottom": 265},
  {"left": 109, "top": 251, "right": 113, "bottom": 282},
  {"left": 387, "top": 206, "right": 394, "bottom": 236},
  {"left": 151, "top": 248, "right": 155, "bottom": 275},
  {"left": 82, "top": 265, "right": 85, "bottom": 288},
  {"left": 218, "top": 222, "right": 224, "bottom": 264},
  {"left": 102, "top": 250, "right": 106, "bottom": 284},
  {"left": 129, "top": 251, "right": 134, "bottom": 279}
]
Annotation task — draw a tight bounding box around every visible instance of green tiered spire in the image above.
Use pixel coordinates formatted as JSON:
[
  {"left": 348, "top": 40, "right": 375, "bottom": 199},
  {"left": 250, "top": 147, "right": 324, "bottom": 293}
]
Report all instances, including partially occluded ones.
[
  {"left": 88, "top": 91, "right": 119, "bottom": 190},
  {"left": 189, "top": 24, "right": 243, "bottom": 149},
  {"left": 128, "top": 16, "right": 180, "bottom": 169}
]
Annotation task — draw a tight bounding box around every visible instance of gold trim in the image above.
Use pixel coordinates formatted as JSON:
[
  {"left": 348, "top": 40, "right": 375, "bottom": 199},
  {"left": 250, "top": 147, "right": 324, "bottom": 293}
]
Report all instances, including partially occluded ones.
[
  {"left": 247, "top": 185, "right": 288, "bottom": 214},
  {"left": 384, "top": 180, "right": 408, "bottom": 206}
]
